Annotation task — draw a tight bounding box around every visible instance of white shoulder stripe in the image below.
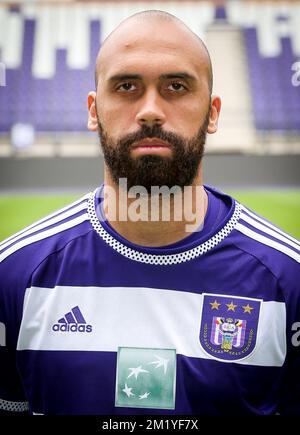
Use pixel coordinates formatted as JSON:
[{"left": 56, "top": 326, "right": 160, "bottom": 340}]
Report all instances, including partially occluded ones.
[
  {"left": 240, "top": 205, "right": 300, "bottom": 248},
  {"left": 0, "top": 193, "right": 90, "bottom": 249},
  {"left": 0, "top": 213, "right": 89, "bottom": 263},
  {"left": 240, "top": 212, "right": 300, "bottom": 254},
  {"left": 236, "top": 223, "right": 300, "bottom": 263},
  {"left": 0, "top": 201, "right": 88, "bottom": 252}
]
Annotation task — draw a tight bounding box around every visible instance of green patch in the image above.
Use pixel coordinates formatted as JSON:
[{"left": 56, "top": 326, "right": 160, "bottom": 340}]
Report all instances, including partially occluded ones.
[
  {"left": 115, "top": 347, "right": 176, "bottom": 410},
  {"left": 228, "top": 190, "right": 300, "bottom": 239},
  {"left": 0, "top": 195, "right": 79, "bottom": 242}
]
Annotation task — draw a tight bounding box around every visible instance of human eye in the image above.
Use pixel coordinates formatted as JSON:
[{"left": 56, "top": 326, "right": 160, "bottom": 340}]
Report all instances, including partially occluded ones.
[
  {"left": 167, "top": 81, "right": 187, "bottom": 92},
  {"left": 116, "top": 82, "right": 137, "bottom": 92}
]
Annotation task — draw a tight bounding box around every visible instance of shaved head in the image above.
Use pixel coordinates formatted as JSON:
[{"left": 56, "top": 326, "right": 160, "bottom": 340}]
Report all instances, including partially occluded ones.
[
  {"left": 95, "top": 10, "right": 213, "bottom": 93},
  {"left": 88, "top": 9, "right": 221, "bottom": 192}
]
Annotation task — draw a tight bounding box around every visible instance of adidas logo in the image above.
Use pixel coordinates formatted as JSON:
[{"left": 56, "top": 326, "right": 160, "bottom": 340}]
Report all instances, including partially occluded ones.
[{"left": 52, "top": 306, "right": 92, "bottom": 333}]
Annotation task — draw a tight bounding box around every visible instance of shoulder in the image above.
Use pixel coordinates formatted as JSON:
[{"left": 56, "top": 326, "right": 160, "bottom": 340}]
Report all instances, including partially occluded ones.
[
  {"left": 229, "top": 200, "right": 300, "bottom": 289},
  {"left": 0, "top": 192, "right": 93, "bottom": 293}
]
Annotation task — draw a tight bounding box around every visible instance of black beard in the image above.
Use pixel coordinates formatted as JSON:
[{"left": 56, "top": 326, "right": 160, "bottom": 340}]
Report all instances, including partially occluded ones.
[{"left": 97, "top": 114, "right": 210, "bottom": 193}]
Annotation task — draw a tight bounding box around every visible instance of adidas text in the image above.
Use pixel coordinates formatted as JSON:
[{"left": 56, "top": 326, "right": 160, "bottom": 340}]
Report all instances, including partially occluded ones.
[{"left": 52, "top": 323, "right": 92, "bottom": 333}]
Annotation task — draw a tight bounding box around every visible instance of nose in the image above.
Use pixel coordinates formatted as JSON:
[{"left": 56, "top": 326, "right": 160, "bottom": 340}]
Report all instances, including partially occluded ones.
[{"left": 135, "top": 89, "right": 166, "bottom": 128}]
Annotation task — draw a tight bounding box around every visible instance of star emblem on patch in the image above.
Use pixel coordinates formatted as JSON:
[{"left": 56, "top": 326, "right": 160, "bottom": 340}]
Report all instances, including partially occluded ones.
[
  {"left": 115, "top": 347, "right": 176, "bottom": 409},
  {"left": 199, "top": 293, "right": 262, "bottom": 361}
]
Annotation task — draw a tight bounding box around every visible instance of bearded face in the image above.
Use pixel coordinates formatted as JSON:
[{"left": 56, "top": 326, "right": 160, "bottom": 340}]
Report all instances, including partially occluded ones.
[{"left": 97, "top": 111, "right": 210, "bottom": 193}]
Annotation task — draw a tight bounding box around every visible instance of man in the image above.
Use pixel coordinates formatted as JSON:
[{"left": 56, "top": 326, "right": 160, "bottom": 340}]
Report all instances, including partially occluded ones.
[{"left": 0, "top": 11, "right": 299, "bottom": 416}]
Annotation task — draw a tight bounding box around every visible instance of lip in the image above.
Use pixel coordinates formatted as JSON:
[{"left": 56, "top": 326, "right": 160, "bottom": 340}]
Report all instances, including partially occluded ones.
[{"left": 132, "top": 138, "right": 171, "bottom": 149}]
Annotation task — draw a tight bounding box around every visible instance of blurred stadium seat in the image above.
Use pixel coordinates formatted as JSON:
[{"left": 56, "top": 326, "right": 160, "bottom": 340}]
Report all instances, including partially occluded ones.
[{"left": 0, "top": 0, "right": 300, "bottom": 157}]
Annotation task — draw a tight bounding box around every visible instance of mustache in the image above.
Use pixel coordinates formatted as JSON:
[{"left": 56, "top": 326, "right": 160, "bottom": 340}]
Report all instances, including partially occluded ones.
[{"left": 115, "top": 125, "right": 186, "bottom": 151}]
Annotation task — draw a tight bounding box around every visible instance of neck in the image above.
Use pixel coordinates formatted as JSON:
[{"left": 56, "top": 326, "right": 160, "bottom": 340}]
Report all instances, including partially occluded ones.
[{"left": 102, "top": 166, "right": 207, "bottom": 247}]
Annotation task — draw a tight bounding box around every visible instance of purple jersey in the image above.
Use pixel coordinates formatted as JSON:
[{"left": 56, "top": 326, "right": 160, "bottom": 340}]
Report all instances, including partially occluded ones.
[{"left": 0, "top": 185, "right": 299, "bottom": 415}]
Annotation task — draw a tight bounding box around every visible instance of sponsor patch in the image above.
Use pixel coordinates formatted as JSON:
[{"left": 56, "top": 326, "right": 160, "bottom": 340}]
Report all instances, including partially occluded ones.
[{"left": 115, "top": 347, "right": 176, "bottom": 409}]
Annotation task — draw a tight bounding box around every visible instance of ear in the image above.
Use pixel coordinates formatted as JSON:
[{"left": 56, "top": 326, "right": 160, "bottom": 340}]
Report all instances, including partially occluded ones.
[
  {"left": 207, "top": 95, "right": 221, "bottom": 134},
  {"left": 87, "top": 91, "right": 98, "bottom": 132}
]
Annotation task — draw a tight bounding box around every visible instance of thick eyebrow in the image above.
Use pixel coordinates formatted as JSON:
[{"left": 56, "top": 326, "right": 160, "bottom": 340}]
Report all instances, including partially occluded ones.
[
  {"left": 107, "top": 74, "right": 142, "bottom": 84},
  {"left": 159, "top": 72, "right": 197, "bottom": 83},
  {"left": 107, "top": 72, "right": 197, "bottom": 85}
]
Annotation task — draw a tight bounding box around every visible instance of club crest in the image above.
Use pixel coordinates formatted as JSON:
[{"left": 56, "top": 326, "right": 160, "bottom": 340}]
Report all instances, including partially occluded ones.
[{"left": 199, "top": 294, "right": 261, "bottom": 361}]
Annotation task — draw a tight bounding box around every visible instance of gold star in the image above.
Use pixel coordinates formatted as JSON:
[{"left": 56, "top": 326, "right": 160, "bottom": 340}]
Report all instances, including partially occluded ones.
[
  {"left": 242, "top": 304, "right": 254, "bottom": 314},
  {"left": 210, "top": 300, "right": 221, "bottom": 310},
  {"left": 226, "top": 301, "right": 237, "bottom": 311}
]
